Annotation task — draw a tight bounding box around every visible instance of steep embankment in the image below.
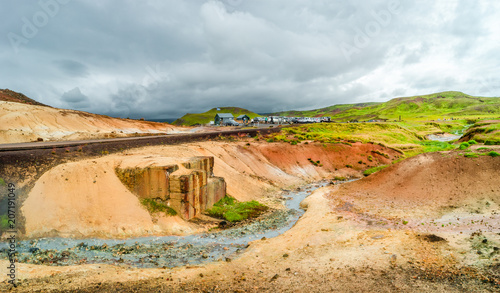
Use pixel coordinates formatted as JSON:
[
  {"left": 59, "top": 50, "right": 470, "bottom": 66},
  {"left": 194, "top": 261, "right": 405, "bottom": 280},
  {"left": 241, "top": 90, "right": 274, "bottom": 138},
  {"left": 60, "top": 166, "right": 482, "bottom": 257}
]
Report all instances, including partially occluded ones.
[
  {"left": 0, "top": 101, "right": 186, "bottom": 144},
  {"left": 330, "top": 152, "right": 500, "bottom": 220},
  {"left": 459, "top": 120, "right": 500, "bottom": 144},
  {"left": 19, "top": 141, "right": 398, "bottom": 239}
]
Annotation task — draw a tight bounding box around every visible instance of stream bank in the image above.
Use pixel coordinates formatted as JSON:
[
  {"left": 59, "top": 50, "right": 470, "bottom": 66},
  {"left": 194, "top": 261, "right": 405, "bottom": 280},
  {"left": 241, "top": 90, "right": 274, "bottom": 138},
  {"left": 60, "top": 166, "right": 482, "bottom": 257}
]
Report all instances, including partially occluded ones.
[{"left": 1, "top": 182, "right": 328, "bottom": 269}]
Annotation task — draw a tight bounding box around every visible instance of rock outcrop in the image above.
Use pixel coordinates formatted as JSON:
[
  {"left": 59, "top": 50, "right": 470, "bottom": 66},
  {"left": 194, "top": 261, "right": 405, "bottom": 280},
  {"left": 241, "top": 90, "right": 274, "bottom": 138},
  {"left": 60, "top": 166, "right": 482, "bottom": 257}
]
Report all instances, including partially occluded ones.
[{"left": 116, "top": 156, "right": 226, "bottom": 220}]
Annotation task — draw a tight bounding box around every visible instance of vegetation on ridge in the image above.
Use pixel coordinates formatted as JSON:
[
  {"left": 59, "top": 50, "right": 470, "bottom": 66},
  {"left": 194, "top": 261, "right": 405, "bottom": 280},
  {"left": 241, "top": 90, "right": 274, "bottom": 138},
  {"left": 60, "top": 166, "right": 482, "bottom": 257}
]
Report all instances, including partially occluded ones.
[
  {"left": 0, "top": 88, "right": 51, "bottom": 107},
  {"left": 172, "top": 107, "right": 261, "bottom": 126},
  {"left": 270, "top": 91, "right": 500, "bottom": 122},
  {"left": 460, "top": 120, "right": 500, "bottom": 144}
]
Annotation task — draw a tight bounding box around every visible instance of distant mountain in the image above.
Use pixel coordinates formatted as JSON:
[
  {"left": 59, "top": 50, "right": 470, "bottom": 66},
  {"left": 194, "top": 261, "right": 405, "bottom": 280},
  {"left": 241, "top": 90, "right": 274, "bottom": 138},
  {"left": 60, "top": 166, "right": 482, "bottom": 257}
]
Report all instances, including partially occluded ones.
[
  {"left": 270, "top": 91, "right": 500, "bottom": 121},
  {"left": 0, "top": 89, "right": 51, "bottom": 107},
  {"left": 172, "top": 107, "right": 261, "bottom": 126}
]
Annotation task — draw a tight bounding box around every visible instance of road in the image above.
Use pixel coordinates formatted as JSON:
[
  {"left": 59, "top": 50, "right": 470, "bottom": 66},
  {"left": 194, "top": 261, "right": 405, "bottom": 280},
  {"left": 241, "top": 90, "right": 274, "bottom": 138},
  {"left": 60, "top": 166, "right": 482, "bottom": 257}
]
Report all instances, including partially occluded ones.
[{"left": 0, "top": 126, "right": 287, "bottom": 152}]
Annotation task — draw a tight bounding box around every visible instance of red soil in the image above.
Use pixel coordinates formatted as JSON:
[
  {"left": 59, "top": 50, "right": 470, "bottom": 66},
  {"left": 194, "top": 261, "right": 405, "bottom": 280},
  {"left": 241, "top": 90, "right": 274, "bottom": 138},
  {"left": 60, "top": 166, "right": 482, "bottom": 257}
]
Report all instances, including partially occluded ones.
[{"left": 331, "top": 152, "right": 500, "bottom": 219}]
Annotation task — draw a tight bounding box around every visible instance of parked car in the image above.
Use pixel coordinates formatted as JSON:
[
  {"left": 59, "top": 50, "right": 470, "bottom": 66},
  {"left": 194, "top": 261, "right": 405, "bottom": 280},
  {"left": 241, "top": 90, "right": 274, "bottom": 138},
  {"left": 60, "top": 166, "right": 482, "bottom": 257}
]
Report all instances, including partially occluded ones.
[{"left": 223, "top": 120, "right": 240, "bottom": 126}]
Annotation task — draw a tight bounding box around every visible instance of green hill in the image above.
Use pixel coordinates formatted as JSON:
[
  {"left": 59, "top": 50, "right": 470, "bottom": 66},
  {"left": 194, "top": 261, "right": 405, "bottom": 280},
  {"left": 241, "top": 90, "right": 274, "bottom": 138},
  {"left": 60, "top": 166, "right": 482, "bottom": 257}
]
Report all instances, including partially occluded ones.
[
  {"left": 271, "top": 91, "right": 500, "bottom": 121},
  {"left": 172, "top": 107, "right": 261, "bottom": 126}
]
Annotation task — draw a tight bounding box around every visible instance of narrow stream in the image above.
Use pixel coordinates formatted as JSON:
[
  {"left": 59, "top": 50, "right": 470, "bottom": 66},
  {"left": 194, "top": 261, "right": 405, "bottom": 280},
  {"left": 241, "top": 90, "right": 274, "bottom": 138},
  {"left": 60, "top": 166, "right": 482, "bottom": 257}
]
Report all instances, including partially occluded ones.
[
  {"left": 1, "top": 182, "right": 328, "bottom": 268},
  {"left": 426, "top": 124, "right": 472, "bottom": 142},
  {"left": 426, "top": 133, "right": 461, "bottom": 142}
]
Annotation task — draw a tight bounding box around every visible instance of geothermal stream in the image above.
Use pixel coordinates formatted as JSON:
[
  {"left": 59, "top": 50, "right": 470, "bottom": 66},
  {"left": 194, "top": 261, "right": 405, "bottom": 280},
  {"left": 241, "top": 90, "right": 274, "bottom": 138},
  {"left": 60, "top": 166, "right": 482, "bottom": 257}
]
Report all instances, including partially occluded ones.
[
  {"left": 1, "top": 182, "right": 328, "bottom": 269},
  {"left": 426, "top": 125, "right": 471, "bottom": 142},
  {"left": 426, "top": 133, "right": 461, "bottom": 142}
]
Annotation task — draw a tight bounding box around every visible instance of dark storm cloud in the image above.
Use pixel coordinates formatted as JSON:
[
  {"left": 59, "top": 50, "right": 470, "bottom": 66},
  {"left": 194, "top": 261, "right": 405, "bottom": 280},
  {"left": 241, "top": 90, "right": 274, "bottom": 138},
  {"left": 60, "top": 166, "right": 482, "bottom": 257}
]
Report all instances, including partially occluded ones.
[
  {"left": 54, "top": 59, "right": 89, "bottom": 77},
  {"left": 61, "top": 87, "right": 90, "bottom": 109},
  {"left": 1, "top": 0, "right": 499, "bottom": 119}
]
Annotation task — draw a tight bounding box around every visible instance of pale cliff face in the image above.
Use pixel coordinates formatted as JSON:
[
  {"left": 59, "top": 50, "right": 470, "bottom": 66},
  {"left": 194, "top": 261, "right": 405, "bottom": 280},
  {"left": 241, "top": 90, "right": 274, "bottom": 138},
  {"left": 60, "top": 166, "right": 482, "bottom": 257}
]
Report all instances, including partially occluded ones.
[{"left": 0, "top": 101, "right": 185, "bottom": 144}]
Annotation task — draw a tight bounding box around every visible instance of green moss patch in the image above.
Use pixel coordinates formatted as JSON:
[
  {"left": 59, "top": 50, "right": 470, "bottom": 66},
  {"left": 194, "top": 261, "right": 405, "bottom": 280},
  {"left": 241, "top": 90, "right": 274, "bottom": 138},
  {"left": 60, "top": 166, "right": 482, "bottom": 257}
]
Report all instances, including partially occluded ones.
[
  {"left": 459, "top": 142, "right": 470, "bottom": 150},
  {"left": 141, "top": 199, "right": 177, "bottom": 216},
  {"left": 363, "top": 165, "right": 389, "bottom": 176},
  {"left": 206, "top": 196, "right": 268, "bottom": 222}
]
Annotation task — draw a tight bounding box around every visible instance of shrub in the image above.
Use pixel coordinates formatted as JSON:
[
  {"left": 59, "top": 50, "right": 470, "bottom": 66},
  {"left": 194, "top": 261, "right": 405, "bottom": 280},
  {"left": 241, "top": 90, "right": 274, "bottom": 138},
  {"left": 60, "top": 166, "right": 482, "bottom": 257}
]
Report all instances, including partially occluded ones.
[
  {"left": 487, "top": 151, "right": 500, "bottom": 157},
  {"left": 459, "top": 142, "right": 470, "bottom": 150},
  {"left": 468, "top": 140, "right": 478, "bottom": 145},
  {"left": 464, "top": 153, "right": 479, "bottom": 158},
  {"left": 485, "top": 140, "right": 500, "bottom": 145},
  {"left": 345, "top": 164, "right": 353, "bottom": 168},
  {"left": 0, "top": 178, "right": 5, "bottom": 186},
  {"left": 367, "top": 155, "right": 373, "bottom": 162},
  {"left": 477, "top": 147, "right": 491, "bottom": 151}
]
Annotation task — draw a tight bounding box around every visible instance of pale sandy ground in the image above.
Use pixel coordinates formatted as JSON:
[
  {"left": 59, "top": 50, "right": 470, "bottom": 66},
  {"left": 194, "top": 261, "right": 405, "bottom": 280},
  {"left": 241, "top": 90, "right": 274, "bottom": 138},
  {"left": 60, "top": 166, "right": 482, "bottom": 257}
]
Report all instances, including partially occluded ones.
[{"left": 0, "top": 101, "right": 187, "bottom": 144}]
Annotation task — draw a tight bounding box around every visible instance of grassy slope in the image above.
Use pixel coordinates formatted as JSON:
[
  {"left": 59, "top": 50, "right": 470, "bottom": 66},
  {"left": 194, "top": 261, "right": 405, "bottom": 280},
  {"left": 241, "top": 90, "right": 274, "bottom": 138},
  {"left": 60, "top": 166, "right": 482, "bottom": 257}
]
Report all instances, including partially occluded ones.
[
  {"left": 172, "top": 107, "right": 261, "bottom": 126},
  {"left": 264, "top": 121, "right": 463, "bottom": 157},
  {"left": 460, "top": 120, "right": 500, "bottom": 144},
  {"left": 274, "top": 102, "right": 381, "bottom": 117},
  {"left": 271, "top": 91, "right": 500, "bottom": 122}
]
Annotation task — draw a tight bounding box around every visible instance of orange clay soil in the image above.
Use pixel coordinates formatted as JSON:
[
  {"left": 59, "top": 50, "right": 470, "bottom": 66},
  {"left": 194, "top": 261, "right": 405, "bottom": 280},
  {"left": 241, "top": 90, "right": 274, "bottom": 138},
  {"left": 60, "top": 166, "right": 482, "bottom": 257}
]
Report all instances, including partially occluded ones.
[
  {"left": 1, "top": 150, "right": 499, "bottom": 292},
  {"left": 17, "top": 140, "right": 399, "bottom": 239}
]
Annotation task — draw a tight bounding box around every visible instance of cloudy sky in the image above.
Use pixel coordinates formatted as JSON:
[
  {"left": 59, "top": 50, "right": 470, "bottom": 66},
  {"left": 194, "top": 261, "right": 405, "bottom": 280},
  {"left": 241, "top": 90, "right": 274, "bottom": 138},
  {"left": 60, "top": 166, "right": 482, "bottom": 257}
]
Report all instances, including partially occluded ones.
[{"left": 1, "top": 0, "right": 500, "bottom": 119}]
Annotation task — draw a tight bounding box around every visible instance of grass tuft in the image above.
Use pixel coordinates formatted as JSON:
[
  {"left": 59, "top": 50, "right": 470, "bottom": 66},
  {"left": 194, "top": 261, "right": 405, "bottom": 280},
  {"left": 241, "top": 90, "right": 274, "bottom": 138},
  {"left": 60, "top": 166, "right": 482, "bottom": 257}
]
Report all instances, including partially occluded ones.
[
  {"left": 141, "top": 199, "right": 177, "bottom": 216},
  {"left": 206, "top": 196, "right": 268, "bottom": 222},
  {"left": 459, "top": 142, "right": 470, "bottom": 150},
  {"left": 363, "top": 165, "right": 389, "bottom": 176}
]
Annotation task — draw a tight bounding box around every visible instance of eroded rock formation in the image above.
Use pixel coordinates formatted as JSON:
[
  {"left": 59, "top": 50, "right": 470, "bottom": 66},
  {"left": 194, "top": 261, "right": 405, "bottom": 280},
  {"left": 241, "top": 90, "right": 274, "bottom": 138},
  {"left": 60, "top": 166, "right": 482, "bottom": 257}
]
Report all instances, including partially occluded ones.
[{"left": 116, "top": 156, "right": 226, "bottom": 220}]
